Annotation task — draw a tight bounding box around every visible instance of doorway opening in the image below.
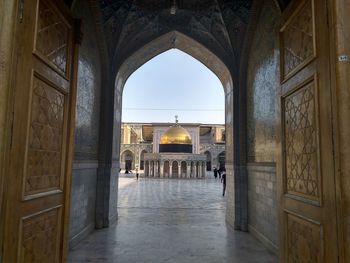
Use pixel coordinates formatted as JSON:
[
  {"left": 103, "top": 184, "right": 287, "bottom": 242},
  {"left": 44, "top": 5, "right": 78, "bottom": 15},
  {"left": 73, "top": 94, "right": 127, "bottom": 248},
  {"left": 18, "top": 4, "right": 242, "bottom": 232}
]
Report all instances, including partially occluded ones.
[{"left": 110, "top": 30, "right": 238, "bottom": 262}]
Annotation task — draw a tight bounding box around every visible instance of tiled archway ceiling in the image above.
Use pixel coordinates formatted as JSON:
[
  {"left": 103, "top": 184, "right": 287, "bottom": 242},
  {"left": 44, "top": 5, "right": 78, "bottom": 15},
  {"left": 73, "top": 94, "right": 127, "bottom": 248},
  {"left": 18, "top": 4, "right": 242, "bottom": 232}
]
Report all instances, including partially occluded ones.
[{"left": 99, "top": 0, "right": 253, "bottom": 69}]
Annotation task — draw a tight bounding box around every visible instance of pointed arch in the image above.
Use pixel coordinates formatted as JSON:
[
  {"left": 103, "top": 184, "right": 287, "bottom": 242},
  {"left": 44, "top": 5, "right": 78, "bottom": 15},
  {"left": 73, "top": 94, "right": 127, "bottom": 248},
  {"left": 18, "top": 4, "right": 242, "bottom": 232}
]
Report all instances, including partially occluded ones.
[
  {"left": 111, "top": 29, "right": 235, "bottom": 230},
  {"left": 114, "top": 31, "right": 233, "bottom": 97}
]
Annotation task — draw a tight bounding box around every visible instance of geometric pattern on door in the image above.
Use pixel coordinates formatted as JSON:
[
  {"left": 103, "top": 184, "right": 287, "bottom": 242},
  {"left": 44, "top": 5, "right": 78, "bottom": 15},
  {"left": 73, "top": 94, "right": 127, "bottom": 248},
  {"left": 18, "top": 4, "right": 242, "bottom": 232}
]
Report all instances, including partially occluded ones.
[
  {"left": 35, "top": 1, "right": 69, "bottom": 76},
  {"left": 286, "top": 212, "right": 323, "bottom": 263},
  {"left": 283, "top": 79, "right": 321, "bottom": 204},
  {"left": 19, "top": 207, "right": 61, "bottom": 262},
  {"left": 25, "top": 75, "right": 65, "bottom": 197},
  {"left": 281, "top": 0, "right": 315, "bottom": 80}
]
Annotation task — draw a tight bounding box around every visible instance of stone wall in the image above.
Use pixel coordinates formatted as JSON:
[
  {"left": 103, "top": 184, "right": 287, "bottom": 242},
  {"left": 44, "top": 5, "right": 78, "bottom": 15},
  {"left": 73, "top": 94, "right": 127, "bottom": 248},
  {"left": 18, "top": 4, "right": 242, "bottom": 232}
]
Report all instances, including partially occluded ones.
[
  {"left": 247, "top": 164, "right": 278, "bottom": 252},
  {"left": 246, "top": 0, "right": 279, "bottom": 253},
  {"left": 69, "top": 0, "right": 101, "bottom": 247},
  {"left": 69, "top": 162, "right": 98, "bottom": 247}
]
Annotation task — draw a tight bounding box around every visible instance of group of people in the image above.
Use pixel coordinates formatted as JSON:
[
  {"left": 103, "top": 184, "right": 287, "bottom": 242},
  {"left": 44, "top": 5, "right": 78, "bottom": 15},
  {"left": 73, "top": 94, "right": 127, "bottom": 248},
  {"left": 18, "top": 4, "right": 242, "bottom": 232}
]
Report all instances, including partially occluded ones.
[
  {"left": 121, "top": 167, "right": 139, "bottom": 180},
  {"left": 213, "top": 167, "right": 226, "bottom": 196}
]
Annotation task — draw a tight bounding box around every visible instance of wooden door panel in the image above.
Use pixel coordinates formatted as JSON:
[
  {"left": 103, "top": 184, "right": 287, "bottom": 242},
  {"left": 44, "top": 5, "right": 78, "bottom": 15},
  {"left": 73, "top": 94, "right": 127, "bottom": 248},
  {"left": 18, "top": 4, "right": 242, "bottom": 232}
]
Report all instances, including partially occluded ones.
[
  {"left": 281, "top": 0, "right": 316, "bottom": 82},
  {"left": 19, "top": 206, "right": 62, "bottom": 262},
  {"left": 282, "top": 76, "right": 321, "bottom": 206},
  {"left": 3, "top": 0, "right": 77, "bottom": 262},
  {"left": 279, "top": 0, "right": 338, "bottom": 262},
  {"left": 285, "top": 212, "right": 323, "bottom": 262},
  {"left": 34, "top": 0, "right": 71, "bottom": 78},
  {"left": 24, "top": 73, "right": 66, "bottom": 198}
]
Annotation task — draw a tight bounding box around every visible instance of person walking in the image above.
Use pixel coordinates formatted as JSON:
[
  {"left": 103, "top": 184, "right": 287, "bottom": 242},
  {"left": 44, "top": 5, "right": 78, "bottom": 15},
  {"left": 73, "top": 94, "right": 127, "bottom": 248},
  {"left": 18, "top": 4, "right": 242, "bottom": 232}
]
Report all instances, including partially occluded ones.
[
  {"left": 221, "top": 168, "right": 226, "bottom": 196},
  {"left": 135, "top": 166, "right": 139, "bottom": 180},
  {"left": 218, "top": 167, "right": 222, "bottom": 180},
  {"left": 213, "top": 167, "right": 218, "bottom": 180}
]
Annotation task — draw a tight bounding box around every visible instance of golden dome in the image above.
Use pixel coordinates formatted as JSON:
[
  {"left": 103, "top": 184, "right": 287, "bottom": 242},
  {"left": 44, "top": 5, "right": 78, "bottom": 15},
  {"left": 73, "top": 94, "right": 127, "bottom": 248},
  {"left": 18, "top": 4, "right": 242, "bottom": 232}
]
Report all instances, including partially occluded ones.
[{"left": 160, "top": 125, "right": 192, "bottom": 145}]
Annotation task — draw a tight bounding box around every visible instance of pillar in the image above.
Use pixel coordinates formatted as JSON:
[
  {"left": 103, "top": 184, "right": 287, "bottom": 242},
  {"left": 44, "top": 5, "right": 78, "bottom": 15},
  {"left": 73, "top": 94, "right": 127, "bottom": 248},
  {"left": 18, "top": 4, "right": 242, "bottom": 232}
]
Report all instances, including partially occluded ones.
[
  {"left": 155, "top": 161, "right": 159, "bottom": 177},
  {"left": 160, "top": 162, "right": 164, "bottom": 178},
  {"left": 202, "top": 162, "right": 205, "bottom": 178},
  {"left": 169, "top": 164, "right": 172, "bottom": 178},
  {"left": 186, "top": 162, "right": 191, "bottom": 178},
  {"left": 178, "top": 162, "right": 182, "bottom": 178}
]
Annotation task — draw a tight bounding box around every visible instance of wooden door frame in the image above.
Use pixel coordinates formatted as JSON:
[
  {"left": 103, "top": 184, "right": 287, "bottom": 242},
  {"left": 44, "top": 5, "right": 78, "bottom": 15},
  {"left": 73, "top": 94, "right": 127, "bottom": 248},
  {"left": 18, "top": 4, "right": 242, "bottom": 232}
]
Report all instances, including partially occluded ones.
[
  {"left": 61, "top": 17, "right": 81, "bottom": 262},
  {"left": 0, "top": 1, "right": 81, "bottom": 261},
  {"left": 327, "top": 0, "right": 349, "bottom": 261},
  {"left": 0, "top": 0, "right": 22, "bottom": 260}
]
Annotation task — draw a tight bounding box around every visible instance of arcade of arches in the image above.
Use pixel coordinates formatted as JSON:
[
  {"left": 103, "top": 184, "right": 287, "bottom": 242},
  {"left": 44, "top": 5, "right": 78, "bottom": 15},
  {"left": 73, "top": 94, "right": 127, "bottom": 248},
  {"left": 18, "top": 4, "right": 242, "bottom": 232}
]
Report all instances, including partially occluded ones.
[
  {"left": 0, "top": 0, "right": 350, "bottom": 262},
  {"left": 120, "top": 122, "right": 226, "bottom": 176}
]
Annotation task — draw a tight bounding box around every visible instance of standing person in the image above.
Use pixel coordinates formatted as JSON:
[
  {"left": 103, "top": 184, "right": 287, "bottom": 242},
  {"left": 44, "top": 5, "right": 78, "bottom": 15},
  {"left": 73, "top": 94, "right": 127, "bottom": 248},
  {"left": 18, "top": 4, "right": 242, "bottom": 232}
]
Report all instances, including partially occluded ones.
[
  {"left": 135, "top": 166, "right": 139, "bottom": 180},
  {"left": 221, "top": 168, "right": 226, "bottom": 196},
  {"left": 213, "top": 167, "right": 218, "bottom": 180},
  {"left": 218, "top": 167, "right": 222, "bottom": 180}
]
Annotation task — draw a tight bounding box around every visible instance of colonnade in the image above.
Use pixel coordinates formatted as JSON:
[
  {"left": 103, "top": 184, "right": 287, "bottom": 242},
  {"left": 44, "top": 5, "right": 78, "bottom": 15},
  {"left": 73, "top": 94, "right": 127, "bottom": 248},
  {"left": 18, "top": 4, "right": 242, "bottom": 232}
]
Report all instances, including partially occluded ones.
[{"left": 144, "top": 160, "right": 206, "bottom": 178}]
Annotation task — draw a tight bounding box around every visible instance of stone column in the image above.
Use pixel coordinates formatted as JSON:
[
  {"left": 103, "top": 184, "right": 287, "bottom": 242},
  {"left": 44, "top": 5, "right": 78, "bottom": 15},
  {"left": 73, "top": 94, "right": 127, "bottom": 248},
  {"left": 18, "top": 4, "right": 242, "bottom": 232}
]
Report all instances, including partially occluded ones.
[
  {"left": 186, "top": 162, "right": 191, "bottom": 178},
  {"left": 148, "top": 162, "right": 152, "bottom": 177},
  {"left": 169, "top": 164, "right": 172, "bottom": 178},
  {"left": 194, "top": 164, "right": 197, "bottom": 179},
  {"left": 201, "top": 162, "right": 204, "bottom": 177},
  {"left": 155, "top": 161, "right": 159, "bottom": 177},
  {"left": 198, "top": 163, "right": 201, "bottom": 178},
  {"left": 203, "top": 162, "right": 206, "bottom": 178},
  {"left": 178, "top": 162, "right": 182, "bottom": 178},
  {"left": 160, "top": 162, "right": 164, "bottom": 178}
]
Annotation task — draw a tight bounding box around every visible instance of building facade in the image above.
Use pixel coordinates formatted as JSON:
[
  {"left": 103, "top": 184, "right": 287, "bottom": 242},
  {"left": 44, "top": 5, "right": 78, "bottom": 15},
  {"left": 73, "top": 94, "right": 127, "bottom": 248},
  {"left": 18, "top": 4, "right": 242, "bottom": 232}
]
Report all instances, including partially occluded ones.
[{"left": 120, "top": 122, "right": 225, "bottom": 177}]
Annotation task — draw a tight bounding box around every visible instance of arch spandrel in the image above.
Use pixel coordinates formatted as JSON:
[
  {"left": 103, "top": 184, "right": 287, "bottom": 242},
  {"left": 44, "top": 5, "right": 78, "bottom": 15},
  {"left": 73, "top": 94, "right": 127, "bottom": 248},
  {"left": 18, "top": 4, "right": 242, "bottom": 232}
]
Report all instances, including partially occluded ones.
[{"left": 114, "top": 31, "right": 233, "bottom": 97}]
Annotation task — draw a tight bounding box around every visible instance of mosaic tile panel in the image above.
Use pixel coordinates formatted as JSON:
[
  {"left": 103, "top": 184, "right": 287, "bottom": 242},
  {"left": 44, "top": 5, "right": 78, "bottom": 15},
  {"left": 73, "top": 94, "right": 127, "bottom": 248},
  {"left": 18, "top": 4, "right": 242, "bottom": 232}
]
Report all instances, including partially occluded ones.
[
  {"left": 98, "top": 0, "right": 252, "bottom": 67},
  {"left": 73, "top": 1, "right": 101, "bottom": 160},
  {"left": 246, "top": 0, "right": 279, "bottom": 163}
]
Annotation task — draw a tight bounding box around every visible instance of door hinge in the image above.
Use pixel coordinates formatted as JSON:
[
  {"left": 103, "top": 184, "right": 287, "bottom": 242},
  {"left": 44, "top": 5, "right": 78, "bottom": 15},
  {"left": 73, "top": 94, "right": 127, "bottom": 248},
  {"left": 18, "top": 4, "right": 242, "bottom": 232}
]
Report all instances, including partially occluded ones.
[{"left": 19, "top": 0, "right": 24, "bottom": 23}]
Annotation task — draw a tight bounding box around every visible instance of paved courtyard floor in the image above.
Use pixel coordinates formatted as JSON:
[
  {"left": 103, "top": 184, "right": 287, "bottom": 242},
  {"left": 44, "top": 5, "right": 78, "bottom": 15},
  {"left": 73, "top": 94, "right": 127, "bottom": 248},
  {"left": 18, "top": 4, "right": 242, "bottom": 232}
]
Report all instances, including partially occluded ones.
[{"left": 68, "top": 176, "right": 278, "bottom": 263}]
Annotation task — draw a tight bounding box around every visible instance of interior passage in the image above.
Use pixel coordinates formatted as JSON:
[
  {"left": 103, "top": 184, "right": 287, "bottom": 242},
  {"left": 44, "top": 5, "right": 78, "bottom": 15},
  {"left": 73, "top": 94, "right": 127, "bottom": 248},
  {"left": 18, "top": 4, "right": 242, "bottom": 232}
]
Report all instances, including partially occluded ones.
[{"left": 68, "top": 175, "right": 277, "bottom": 263}]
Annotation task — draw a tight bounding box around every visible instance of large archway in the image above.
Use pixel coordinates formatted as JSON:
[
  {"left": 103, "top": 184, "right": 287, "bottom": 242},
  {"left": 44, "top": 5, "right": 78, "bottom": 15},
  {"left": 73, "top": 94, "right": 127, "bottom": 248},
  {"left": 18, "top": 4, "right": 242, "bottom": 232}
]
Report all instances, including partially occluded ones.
[
  {"left": 111, "top": 31, "right": 236, "bottom": 224},
  {"left": 121, "top": 150, "right": 134, "bottom": 171}
]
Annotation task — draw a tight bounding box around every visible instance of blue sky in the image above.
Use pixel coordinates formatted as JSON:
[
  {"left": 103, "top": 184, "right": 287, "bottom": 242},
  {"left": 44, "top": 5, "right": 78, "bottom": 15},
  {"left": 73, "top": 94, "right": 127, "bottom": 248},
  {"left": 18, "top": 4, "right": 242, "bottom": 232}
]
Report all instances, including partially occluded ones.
[{"left": 122, "top": 49, "right": 225, "bottom": 124}]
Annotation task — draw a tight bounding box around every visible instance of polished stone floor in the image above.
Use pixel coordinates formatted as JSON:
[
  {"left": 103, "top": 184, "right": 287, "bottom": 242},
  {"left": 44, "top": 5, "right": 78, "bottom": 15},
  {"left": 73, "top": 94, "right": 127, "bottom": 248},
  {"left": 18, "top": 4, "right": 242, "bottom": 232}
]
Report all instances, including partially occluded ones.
[{"left": 68, "top": 176, "right": 278, "bottom": 263}]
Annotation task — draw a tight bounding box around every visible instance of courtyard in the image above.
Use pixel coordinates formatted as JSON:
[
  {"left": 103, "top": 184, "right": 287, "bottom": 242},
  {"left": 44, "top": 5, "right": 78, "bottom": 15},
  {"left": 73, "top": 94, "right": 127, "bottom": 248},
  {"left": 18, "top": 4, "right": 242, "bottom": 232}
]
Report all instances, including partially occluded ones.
[{"left": 68, "top": 176, "right": 277, "bottom": 263}]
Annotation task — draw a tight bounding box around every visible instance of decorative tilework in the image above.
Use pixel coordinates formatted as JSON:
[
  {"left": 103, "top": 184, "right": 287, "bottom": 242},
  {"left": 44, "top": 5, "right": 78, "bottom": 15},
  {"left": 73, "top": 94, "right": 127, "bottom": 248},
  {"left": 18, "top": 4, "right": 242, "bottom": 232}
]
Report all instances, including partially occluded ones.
[
  {"left": 246, "top": 0, "right": 279, "bottom": 163},
  {"left": 98, "top": 0, "right": 252, "bottom": 66},
  {"left": 72, "top": 1, "right": 101, "bottom": 160}
]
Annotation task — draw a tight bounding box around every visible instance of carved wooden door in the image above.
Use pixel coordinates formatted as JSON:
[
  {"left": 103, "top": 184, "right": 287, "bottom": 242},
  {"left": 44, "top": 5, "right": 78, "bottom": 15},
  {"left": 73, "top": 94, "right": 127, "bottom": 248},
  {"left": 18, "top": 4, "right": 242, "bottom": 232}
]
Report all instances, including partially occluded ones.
[
  {"left": 278, "top": 0, "right": 338, "bottom": 262},
  {"left": 2, "top": 0, "right": 78, "bottom": 262}
]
